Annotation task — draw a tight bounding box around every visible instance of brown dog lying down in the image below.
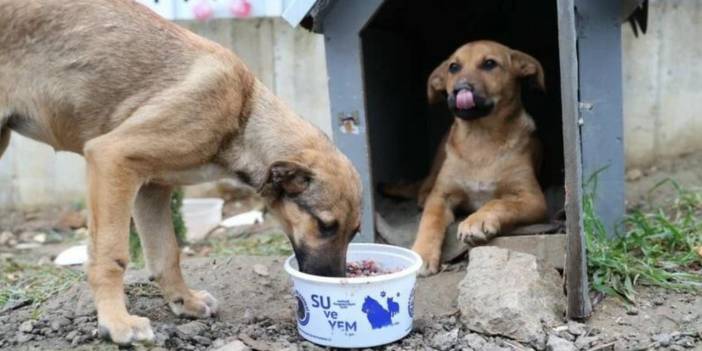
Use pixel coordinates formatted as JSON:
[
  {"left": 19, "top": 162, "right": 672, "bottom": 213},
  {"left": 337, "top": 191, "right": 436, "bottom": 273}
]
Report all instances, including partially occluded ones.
[
  {"left": 0, "top": 0, "right": 361, "bottom": 345},
  {"left": 385, "top": 41, "right": 547, "bottom": 275}
]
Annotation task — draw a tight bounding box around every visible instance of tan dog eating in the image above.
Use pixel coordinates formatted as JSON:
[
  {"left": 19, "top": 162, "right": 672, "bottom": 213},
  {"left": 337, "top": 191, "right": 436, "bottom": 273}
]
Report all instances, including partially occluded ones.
[
  {"left": 0, "top": 0, "right": 361, "bottom": 345},
  {"left": 409, "top": 41, "right": 547, "bottom": 275}
]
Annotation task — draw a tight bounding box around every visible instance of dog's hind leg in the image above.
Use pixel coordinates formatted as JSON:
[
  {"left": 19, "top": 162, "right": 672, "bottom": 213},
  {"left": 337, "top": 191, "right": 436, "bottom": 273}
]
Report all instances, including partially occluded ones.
[
  {"left": 133, "top": 184, "right": 217, "bottom": 318},
  {"left": 379, "top": 132, "right": 448, "bottom": 207},
  {"left": 379, "top": 181, "right": 423, "bottom": 200}
]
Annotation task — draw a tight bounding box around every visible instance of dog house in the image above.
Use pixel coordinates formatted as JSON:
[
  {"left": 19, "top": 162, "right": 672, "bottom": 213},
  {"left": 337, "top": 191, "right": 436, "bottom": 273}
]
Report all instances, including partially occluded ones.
[{"left": 283, "top": 0, "right": 643, "bottom": 319}]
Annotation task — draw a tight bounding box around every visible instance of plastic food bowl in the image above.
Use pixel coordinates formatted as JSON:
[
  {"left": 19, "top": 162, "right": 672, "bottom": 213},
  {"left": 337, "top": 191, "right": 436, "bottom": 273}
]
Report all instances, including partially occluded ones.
[
  {"left": 284, "top": 243, "right": 422, "bottom": 348},
  {"left": 181, "top": 198, "right": 224, "bottom": 241}
]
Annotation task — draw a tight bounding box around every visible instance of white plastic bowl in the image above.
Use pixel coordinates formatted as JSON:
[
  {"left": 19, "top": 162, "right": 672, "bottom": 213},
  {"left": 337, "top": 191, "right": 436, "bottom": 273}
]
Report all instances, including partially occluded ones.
[
  {"left": 181, "top": 198, "right": 224, "bottom": 241},
  {"left": 284, "top": 243, "right": 422, "bottom": 348}
]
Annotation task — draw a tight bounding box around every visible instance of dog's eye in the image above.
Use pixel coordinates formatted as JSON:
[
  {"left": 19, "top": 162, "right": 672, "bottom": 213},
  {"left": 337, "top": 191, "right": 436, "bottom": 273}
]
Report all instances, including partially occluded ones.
[
  {"left": 317, "top": 219, "right": 339, "bottom": 238},
  {"left": 481, "top": 59, "right": 498, "bottom": 70},
  {"left": 448, "top": 62, "right": 461, "bottom": 74}
]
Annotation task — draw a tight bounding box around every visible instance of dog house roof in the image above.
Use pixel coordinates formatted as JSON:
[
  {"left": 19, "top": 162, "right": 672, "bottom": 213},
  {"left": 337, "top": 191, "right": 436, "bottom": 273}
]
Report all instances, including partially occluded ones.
[
  {"left": 282, "top": 0, "right": 336, "bottom": 32},
  {"left": 283, "top": 0, "right": 648, "bottom": 36}
]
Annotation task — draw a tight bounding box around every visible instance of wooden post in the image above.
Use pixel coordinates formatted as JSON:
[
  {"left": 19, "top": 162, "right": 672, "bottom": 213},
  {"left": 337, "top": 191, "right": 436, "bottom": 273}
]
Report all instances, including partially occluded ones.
[
  {"left": 557, "top": 0, "right": 593, "bottom": 320},
  {"left": 575, "top": 0, "right": 625, "bottom": 237}
]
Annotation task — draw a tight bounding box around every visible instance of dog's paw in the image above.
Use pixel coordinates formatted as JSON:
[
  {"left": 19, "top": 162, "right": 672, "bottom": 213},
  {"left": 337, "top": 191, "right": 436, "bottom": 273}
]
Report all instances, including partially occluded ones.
[
  {"left": 169, "top": 290, "right": 218, "bottom": 318},
  {"left": 98, "top": 314, "right": 154, "bottom": 345},
  {"left": 458, "top": 212, "right": 500, "bottom": 246},
  {"left": 411, "top": 245, "right": 440, "bottom": 277}
]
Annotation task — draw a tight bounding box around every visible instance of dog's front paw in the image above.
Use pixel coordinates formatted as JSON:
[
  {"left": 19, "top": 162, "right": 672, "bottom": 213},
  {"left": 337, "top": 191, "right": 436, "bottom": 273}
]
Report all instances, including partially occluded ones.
[
  {"left": 98, "top": 313, "right": 154, "bottom": 345},
  {"left": 411, "top": 244, "right": 440, "bottom": 277},
  {"left": 458, "top": 212, "right": 500, "bottom": 246},
  {"left": 169, "top": 290, "right": 218, "bottom": 318}
]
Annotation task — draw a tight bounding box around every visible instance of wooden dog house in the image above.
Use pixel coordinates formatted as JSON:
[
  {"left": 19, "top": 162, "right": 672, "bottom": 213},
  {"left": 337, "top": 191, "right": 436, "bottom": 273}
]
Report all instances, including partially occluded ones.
[{"left": 284, "top": 0, "right": 644, "bottom": 319}]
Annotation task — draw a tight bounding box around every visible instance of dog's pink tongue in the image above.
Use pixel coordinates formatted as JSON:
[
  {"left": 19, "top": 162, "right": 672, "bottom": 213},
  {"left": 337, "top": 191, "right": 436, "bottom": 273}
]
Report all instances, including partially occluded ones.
[{"left": 456, "top": 90, "right": 475, "bottom": 109}]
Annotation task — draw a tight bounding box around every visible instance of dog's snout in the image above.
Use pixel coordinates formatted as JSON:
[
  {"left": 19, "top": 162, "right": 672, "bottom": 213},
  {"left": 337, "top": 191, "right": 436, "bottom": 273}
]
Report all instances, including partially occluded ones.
[
  {"left": 294, "top": 244, "right": 347, "bottom": 277},
  {"left": 453, "top": 82, "right": 474, "bottom": 94}
]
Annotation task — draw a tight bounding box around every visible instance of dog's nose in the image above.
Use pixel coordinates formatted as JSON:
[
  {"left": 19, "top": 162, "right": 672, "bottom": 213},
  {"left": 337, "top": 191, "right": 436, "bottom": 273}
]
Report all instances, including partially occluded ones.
[{"left": 453, "top": 82, "right": 474, "bottom": 94}]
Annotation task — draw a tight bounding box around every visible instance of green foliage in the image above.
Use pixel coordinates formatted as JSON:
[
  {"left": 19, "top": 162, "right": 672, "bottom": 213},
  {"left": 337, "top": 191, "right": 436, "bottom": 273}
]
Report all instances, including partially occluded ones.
[
  {"left": 129, "top": 189, "right": 187, "bottom": 265},
  {"left": 170, "top": 189, "right": 187, "bottom": 245},
  {"left": 0, "top": 259, "right": 83, "bottom": 313},
  {"left": 585, "top": 179, "right": 702, "bottom": 303},
  {"left": 208, "top": 231, "right": 292, "bottom": 257}
]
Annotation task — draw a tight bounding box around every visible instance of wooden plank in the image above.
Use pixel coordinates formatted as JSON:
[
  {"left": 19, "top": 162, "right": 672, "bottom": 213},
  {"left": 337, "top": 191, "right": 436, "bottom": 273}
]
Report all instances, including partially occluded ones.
[
  {"left": 557, "top": 0, "right": 592, "bottom": 320},
  {"left": 321, "top": 0, "right": 383, "bottom": 243}
]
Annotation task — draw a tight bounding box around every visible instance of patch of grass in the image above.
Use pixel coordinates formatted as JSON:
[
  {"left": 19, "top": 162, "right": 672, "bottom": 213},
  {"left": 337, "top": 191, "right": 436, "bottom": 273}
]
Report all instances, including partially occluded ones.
[
  {"left": 585, "top": 179, "right": 702, "bottom": 302},
  {"left": 208, "top": 231, "right": 293, "bottom": 257},
  {"left": 0, "top": 259, "right": 83, "bottom": 314}
]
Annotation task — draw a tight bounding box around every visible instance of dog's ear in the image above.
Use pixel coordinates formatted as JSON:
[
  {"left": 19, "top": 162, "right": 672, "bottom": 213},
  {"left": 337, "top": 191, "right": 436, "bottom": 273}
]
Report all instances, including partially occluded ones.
[
  {"left": 258, "top": 160, "right": 313, "bottom": 197},
  {"left": 510, "top": 50, "right": 545, "bottom": 92},
  {"left": 427, "top": 60, "right": 449, "bottom": 104}
]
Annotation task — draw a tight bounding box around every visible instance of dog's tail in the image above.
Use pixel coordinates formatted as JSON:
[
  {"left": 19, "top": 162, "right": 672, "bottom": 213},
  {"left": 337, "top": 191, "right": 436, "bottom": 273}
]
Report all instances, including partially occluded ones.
[{"left": 0, "top": 122, "right": 10, "bottom": 160}]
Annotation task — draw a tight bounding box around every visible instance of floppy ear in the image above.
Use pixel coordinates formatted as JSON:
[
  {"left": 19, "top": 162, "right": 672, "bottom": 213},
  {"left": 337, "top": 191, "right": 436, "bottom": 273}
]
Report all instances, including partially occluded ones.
[
  {"left": 258, "top": 160, "right": 313, "bottom": 197},
  {"left": 427, "top": 60, "right": 449, "bottom": 104},
  {"left": 510, "top": 50, "right": 545, "bottom": 92}
]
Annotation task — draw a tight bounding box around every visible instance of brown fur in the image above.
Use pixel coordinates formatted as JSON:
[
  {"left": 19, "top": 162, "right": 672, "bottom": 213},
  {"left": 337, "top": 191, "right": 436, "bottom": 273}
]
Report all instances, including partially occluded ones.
[
  {"left": 0, "top": 0, "right": 361, "bottom": 345},
  {"left": 409, "top": 41, "right": 547, "bottom": 275}
]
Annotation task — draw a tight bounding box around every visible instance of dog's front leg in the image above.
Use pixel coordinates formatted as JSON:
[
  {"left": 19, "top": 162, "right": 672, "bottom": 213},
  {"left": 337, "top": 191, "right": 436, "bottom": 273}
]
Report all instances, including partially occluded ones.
[
  {"left": 84, "top": 140, "right": 153, "bottom": 345},
  {"left": 411, "top": 192, "right": 455, "bottom": 276},
  {"left": 133, "top": 184, "right": 217, "bottom": 318},
  {"left": 458, "top": 191, "right": 547, "bottom": 246}
]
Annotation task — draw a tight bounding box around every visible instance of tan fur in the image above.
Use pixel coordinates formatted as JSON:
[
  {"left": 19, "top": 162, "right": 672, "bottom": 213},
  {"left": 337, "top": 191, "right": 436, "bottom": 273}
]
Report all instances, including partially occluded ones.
[
  {"left": 410, "top": 41, "right": 547, "bottom": 275},
  {"left": 0, "top": 0, "right": 361, "bottom": 345}
]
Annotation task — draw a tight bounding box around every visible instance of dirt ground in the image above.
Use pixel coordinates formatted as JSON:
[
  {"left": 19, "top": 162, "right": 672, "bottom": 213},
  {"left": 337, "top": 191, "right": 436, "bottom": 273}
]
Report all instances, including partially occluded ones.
[
  {"left": 626, "top": 152, "right": 702, "bottom": 208},
  {"left": 0, "top": 254, "right": 700, "bottom": 351},
  {"left": 1, "top": 155, "right": 702, "bottom": 350}
]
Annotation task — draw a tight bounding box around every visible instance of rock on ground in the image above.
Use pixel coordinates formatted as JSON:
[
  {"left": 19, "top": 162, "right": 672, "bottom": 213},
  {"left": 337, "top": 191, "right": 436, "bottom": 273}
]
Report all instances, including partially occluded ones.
[
  {"left": 431, "top": 328, "right": 459, "bottom": 351},
  {"left": 547, "top": 334, "right": 577, "bottom": 351},
  {"left": 458, "top": 246, "right": 565, "bottom": 349},
  {"left": 213, "top": 339, "right": 250, "bottom": 351}
]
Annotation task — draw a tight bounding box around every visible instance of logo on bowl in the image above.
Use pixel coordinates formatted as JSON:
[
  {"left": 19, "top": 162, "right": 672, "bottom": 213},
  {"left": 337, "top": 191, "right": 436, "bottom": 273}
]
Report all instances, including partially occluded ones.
[
  {"left": 361, "top": 291, "right": 400, "bottom": 329},
  {"left": 295, "top": 291, "right": 310, "bottom": 326}
]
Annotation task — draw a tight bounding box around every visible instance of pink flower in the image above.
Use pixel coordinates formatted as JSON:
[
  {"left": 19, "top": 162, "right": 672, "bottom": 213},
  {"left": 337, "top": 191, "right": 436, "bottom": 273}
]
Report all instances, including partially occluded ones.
[
  {"left": 230, "top": 0, "right": 252, "bottom": 17},
  {"left": 193, "top": 0, "right": 213, "bottom": 21}
]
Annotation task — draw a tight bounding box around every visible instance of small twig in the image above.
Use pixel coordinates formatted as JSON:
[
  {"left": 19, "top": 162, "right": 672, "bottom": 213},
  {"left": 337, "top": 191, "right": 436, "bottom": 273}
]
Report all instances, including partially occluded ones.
[
  {"left": 0, "top": 298, "right": 32, "bottom": 315},
  {"left": 587, "top": 342, "right": 615, "bottom": 351},
  {"left": 501, "top": 339, "right": 531, "bottom": 351},
  {"left": 238, "top": 333, "right": 273, "bottom": 351}
]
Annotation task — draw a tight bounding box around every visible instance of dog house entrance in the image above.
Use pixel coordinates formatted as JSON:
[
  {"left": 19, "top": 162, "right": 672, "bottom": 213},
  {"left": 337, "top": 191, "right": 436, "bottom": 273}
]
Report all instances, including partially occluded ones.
[{"left": 361, "top": 0, "right": 566, "bottom": 265}]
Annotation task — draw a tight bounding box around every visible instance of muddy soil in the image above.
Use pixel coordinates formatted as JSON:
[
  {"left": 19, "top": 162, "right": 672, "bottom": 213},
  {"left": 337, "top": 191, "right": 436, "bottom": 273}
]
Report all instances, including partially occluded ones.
[{"left": 1, "top": 255, "right": 700, "bottom": 351}]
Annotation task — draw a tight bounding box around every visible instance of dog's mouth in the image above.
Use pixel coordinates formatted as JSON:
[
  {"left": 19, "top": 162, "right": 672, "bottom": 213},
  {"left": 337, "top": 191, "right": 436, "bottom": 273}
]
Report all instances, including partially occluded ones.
[
  {"left": 455, "top": 89, "right": 475, "bottom": 109},
  {"left": 448, "top": 88, "right": 494, "bottom": 120}
]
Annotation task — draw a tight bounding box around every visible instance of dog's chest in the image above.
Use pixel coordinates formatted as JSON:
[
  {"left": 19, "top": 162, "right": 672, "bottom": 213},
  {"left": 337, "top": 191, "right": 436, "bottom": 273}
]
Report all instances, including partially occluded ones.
[{"left": 458, "top": 179, "right": 497, "bottom": 210}]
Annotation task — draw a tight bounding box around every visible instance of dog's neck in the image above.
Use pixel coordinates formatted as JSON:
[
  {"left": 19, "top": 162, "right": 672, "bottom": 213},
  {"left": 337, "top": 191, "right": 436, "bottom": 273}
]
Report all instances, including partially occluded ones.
[{"left": 232, "top": 80, "right": 334, "bottom": 185}]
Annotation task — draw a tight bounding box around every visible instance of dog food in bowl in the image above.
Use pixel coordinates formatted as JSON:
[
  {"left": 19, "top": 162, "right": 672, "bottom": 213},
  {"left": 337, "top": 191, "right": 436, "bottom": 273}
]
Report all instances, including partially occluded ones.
[
  {"left": 284, "top": 243, "right": 422, "bottom": 348},
  {"left": 345, "top": 259, "right": 400, "bottom": 277}
]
